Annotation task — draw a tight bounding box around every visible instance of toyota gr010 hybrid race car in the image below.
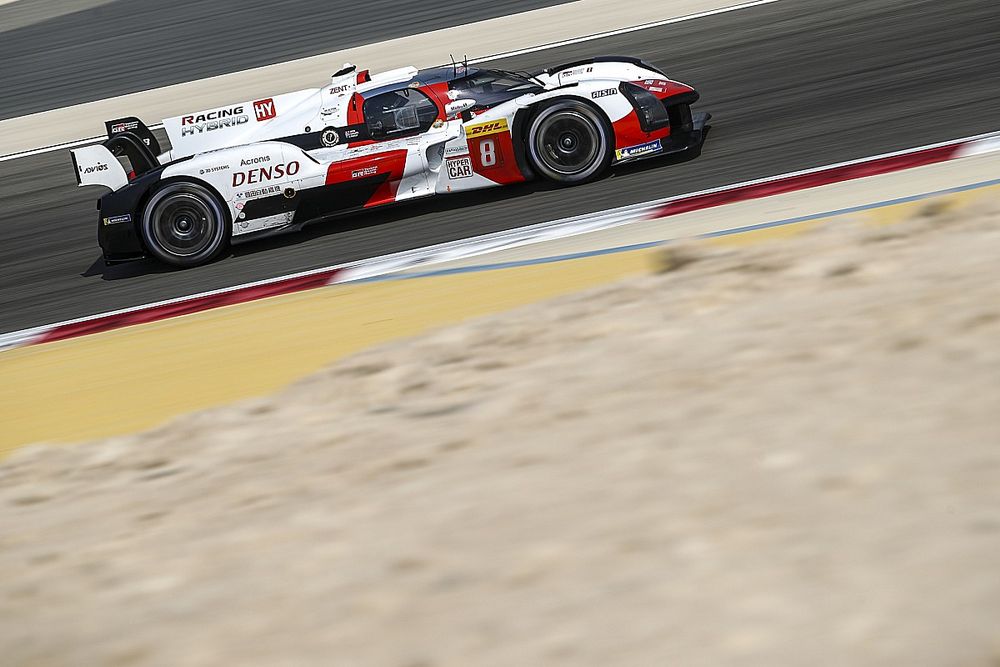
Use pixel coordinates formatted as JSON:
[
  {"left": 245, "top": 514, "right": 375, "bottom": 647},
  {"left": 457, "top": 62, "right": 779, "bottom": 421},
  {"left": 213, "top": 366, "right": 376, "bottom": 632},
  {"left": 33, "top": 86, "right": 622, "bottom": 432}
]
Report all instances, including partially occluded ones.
[{"left": 71, "top": 57, "right": 710, "bottom": 267}]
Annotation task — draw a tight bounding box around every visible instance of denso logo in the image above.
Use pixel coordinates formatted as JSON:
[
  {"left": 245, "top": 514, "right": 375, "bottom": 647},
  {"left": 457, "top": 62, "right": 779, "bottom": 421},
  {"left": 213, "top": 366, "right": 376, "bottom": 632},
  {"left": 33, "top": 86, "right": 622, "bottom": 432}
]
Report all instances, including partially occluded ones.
[
  {"left": 253, "top": 98, "right": 277, "bottom": 122},
  {"left": 232, "top": 161, "right": 300, "bottom": 187}
]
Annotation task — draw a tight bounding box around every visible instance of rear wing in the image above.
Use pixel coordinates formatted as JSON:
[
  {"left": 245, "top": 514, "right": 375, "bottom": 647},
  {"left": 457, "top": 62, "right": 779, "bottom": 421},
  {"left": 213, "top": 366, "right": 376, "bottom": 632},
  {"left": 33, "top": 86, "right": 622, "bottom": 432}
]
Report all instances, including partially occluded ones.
[
  {"left": 104, "top": 117, "right": 162, "bottom": 155},
  {"left": 71, "top": 118, "right": 162, "bottom": 191},
  {"left": 71, "top": 144, "right": 129, "bottom": 191}
]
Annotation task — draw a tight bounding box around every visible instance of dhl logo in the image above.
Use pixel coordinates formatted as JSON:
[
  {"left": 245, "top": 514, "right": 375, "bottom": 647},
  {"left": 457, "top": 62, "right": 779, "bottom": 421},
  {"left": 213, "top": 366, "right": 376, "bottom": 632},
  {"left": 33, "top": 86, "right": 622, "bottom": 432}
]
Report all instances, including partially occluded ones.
[{"left": 465, "top": 118, "right": 509, "bottom": 138}]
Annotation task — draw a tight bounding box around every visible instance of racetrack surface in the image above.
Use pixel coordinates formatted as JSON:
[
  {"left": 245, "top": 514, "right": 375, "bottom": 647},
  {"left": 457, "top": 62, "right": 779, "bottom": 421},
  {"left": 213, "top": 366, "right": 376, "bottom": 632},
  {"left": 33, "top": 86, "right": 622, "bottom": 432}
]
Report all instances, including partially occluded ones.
[
  {"left": 0, "top": 0, "right": 572, "bottom": 119},
  {"left": 2, "top": 0, "right": 998, "bottom": 333}
]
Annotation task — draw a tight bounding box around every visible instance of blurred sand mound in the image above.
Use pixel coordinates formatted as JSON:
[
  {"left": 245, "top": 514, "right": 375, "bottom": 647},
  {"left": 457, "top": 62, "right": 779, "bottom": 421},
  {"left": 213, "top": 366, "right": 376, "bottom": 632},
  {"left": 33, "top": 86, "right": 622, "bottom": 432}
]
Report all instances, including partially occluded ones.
[{"left": 3, "top": 197, "right": 1000, "bottom": 666}]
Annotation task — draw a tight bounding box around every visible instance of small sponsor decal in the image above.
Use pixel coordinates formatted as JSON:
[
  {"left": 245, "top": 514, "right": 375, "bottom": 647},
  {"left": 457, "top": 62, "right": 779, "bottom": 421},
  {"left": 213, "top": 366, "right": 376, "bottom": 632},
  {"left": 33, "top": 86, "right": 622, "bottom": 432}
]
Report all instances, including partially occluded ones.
[
  {"left": 102, "top": 214, "right": 131, "bottom": 226},
  {"left": 235, "top": 184, "right": 282, "bottom": 200},
  {"left": 561, "top": 66, "right": 593, "bottom": 78},
  {"left": 330, "top": 84, "right": 352, "bottom": 95},
  {"left": 446, "top": 156, "right": 474, "bottom": 179},
  {"left": 322, "top": 129, "right": 340, "bottom": 147},
  {"left": 465, "top": 118, "right": 509, "bottom": 138},
  {"left": 344, "top": 128, "right": 361, "bottom": 140},
  {"left": 592, "top": 88, "right": 617, "bottom": 99},
  {"left": 351, "top": 166, "right": 378, "bottom": 179},
  {"left": 234, "top": 211, "right": 294, "bottom": 236},
  {"left": 635, "top": 79, "right": 672, "bottom": 91},
  {"left": 240, "top": 156, "right": 271, "bottom": 166},
  {"left": 253, "top": 98, "right": 277, "bottom": 122},
  {"left": 615, "top": 139, "right": 663, "bottom": 161},
  {"left": 199, "top": 164, "right": 230, "bottom": 175},
  {"left": 80, "top": 163, "right": 109, "bottom": 174},
  {"left": 445, "top": 144, "right": 470, "bottom": 157},
  {"left": 110, "top": 120, "right": 139, "bottom": 134}
]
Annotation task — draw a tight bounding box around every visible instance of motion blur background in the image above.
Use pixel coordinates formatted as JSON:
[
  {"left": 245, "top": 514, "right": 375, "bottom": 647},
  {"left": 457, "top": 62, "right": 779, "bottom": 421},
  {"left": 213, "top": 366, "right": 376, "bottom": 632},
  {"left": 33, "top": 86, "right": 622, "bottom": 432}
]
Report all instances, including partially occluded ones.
[{"left": 1, "top": 0, "right": 999, "bottom": 664}]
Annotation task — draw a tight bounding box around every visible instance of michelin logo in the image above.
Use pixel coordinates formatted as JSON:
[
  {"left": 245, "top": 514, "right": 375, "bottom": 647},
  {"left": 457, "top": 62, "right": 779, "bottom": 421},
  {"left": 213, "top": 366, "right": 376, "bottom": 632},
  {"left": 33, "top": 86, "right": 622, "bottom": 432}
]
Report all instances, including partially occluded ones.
[
  {"left": 615, "top": 139, "right": 662, "bottom": 161},
  {"left": 102, "top": 214, "right": 132, "bottom": 226}
]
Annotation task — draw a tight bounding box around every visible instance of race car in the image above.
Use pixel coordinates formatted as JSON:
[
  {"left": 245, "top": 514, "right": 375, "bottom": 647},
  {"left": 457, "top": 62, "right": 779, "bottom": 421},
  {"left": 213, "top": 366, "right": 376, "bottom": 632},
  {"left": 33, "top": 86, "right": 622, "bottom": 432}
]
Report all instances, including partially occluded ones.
[{"left": 71, "top": 57, "right": 710, "bottom": 267}]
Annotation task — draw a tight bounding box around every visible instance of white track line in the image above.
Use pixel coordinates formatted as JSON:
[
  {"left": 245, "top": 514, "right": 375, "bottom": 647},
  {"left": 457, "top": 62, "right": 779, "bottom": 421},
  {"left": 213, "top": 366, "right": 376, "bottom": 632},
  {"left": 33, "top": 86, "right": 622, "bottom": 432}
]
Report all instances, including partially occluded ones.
[
  {"left": 467, "top": 0, "right": 778, "bottom": 63},
  {"left": 0, "top": 0, "right": 778, "bottom": 163}
]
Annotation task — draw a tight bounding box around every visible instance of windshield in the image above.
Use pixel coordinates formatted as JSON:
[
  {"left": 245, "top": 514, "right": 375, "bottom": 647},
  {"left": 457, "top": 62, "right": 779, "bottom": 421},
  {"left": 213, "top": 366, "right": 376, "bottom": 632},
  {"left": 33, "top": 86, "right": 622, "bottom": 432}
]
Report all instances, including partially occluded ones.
[{"left": 448, "top": 70, "right": 543, "bottom": 108}]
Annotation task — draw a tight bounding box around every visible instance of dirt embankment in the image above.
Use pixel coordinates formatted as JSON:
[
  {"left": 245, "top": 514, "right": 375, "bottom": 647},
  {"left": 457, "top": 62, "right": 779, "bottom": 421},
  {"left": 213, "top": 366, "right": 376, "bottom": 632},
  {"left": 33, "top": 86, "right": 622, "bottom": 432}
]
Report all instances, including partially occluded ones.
[{"left": 3, "top": 196, "right": 1000, "bottom": 666}]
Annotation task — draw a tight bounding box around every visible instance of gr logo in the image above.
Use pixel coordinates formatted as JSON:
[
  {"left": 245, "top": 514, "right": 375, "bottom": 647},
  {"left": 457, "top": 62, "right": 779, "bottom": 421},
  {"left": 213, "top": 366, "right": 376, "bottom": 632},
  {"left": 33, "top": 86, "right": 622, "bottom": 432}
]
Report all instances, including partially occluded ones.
[{"left": 253, "top": 98, "right": 277, "bottom": 122}]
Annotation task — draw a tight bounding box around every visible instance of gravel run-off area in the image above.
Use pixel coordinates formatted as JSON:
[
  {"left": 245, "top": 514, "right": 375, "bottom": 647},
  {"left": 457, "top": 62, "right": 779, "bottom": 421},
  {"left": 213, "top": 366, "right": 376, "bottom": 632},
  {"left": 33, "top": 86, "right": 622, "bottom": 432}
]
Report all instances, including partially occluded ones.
[{"left": 2, "top": 194, "right": 1000, "bottom": 666}]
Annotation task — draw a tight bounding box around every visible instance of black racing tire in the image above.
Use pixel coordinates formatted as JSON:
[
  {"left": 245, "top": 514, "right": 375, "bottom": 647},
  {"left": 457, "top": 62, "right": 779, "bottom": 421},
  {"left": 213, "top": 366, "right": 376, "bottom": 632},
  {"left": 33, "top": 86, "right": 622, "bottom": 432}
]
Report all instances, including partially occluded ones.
[
  {"left": 140, "top": 181, "right": 229, "bottom": 268},
  {"left": 526, "top": 99, "right": 612, "bottom": 185}
]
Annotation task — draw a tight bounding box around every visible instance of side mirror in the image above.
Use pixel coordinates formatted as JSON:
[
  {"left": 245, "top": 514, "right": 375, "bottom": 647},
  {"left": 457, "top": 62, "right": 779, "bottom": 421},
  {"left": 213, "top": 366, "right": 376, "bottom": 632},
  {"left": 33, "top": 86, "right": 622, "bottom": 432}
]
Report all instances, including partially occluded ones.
[{"left": 445, "top": 99, "right": 477, "bottom": 119}]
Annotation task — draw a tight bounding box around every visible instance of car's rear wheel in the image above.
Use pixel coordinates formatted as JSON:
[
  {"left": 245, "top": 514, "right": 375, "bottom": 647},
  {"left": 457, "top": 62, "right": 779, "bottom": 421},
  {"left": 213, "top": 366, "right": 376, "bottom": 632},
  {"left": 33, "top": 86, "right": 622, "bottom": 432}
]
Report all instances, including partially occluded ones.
[
  {"left": 141, "top": 181, "right": 229, "bottom": 267},
  {"left": 527, "top": 100, "right": 612, "bottom": 185}
]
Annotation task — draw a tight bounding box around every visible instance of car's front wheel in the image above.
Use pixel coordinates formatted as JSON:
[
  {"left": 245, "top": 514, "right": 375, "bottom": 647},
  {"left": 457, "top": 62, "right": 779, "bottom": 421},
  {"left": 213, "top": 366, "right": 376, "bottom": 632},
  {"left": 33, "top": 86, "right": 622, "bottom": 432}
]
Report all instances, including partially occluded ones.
[
  {"left": 526, "top": 100, "right": 612, "bottom": 185},
  {"left": 140, "top": 181, "right": 229, "bottom": 267}
]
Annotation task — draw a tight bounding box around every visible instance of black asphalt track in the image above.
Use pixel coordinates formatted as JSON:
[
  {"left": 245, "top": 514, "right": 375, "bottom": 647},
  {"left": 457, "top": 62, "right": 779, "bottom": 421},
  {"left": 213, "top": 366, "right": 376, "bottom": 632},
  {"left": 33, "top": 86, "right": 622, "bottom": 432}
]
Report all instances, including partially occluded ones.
[{"left": 0, "top": 0, "right": 573, "bottom": 119}]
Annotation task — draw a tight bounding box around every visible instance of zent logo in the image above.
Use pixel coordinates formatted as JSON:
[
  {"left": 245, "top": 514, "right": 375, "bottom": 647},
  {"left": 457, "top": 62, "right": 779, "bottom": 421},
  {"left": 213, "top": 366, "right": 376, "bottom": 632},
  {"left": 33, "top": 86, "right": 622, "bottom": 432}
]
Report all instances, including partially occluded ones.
[{"left": 253, "top": 98, "right": 277, "bottom": 122}]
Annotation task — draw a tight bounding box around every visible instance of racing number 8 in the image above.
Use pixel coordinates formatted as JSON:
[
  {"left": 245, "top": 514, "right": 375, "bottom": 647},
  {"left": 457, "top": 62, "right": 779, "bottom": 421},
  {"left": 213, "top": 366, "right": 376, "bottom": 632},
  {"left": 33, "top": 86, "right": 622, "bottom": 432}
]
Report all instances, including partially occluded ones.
[{"left": 480, "top": 139, "right": 497, "bottom": 167}]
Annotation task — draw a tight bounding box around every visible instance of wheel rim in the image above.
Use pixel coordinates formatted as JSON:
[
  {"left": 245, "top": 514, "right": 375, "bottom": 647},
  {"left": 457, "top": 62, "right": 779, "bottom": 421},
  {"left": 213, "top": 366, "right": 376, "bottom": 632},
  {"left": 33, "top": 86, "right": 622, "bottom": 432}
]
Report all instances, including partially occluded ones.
[
  {"left": 533, "top": 110, "right": 602, "bottom": 176},
  {"left": 150, "top": 192, "right": 217, "bottom": 258}
]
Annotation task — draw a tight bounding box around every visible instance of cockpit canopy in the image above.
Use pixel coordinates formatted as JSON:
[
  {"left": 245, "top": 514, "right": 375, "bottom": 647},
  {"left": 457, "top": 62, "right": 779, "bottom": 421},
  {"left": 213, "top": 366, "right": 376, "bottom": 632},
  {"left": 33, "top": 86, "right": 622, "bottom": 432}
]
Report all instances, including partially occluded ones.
[{"left": 446, "top": 69, "right": 544, "bottom": 108}]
